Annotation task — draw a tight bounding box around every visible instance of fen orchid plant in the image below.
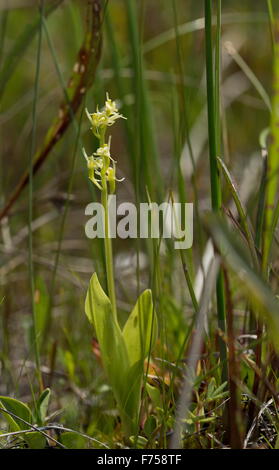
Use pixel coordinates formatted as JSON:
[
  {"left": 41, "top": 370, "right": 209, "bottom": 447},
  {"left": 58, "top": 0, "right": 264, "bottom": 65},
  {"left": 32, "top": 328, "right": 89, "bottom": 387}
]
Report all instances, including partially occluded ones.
[{"left": 83, "top": 94, "right": 158, "bottom": 436}]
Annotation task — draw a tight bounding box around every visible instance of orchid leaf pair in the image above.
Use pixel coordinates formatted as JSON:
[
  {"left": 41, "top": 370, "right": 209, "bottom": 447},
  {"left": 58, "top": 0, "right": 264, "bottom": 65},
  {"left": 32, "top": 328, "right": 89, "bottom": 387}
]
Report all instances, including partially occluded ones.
[{"left": 85, "top": 273, "right": 157, "bottom": 436}]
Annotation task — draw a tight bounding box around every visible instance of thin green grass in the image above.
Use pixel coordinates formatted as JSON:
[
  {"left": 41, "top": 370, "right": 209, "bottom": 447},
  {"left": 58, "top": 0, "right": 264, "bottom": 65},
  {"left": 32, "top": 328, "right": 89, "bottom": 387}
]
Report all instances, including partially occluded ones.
[
  {"left": 204, "top": 0, "right": 227, "bottom": 382},
  {"left": 262, "top": 18, "right": 279, "bottom": 275},
  {"left": 28, "top": 0, "right": 45, "bottom": 392},
  {"left": 267, "top": 0, "right": 275, "bottom": 50}
]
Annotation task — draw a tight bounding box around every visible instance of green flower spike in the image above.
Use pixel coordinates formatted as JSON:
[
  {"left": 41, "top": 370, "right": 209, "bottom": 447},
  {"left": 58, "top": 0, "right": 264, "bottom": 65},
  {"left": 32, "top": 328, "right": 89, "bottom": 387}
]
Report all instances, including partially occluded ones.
[{"left": 83, "top": 96, "right": 125, "bottom": 194}]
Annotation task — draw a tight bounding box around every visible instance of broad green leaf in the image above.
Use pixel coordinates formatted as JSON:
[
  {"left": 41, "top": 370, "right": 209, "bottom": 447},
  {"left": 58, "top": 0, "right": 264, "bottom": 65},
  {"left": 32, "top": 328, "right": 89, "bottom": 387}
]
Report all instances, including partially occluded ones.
[
  {"left": 121, "top": 290, "right": 158, "bottom": 433},
  {"left": 37, "top": 388, "right": 51, "bottom": 425},
  {"left": 25, "top": 432, "right": 46, "bottom": 449},
  {"left": 118, "top": 361, "right": 143, "bottom": 435},
  {"left": 146, "top": 383, "right": 163, "bottom": 410},
  {"left": 0, "top": 396, "right": 32, "bottom": 432},
  {"left": 85, "top": 273, "right": 128, "bottom": 383},
  {"left": 85, "top": 274, "right": 158, "bottom": 436},
  {"left": 123, "top": 289, "right": 157, "bottom": 367},
  {"left": 129, "top": 435, "right": 148, "bottom": 448},
  {"left": 240, "top": 361, "right": 254, "bottom": 390},
  {"left": 59, "top": 431, "right": 87, "bottom": 449},
  {"left": 85, "top": 273, "right": 130, "bottom": 414},
  {"left": 0, "top": 397, "right": 45, "bottom": 448},
  {"left": 144, "top": 415, "right": 157, "bottom": 437}
]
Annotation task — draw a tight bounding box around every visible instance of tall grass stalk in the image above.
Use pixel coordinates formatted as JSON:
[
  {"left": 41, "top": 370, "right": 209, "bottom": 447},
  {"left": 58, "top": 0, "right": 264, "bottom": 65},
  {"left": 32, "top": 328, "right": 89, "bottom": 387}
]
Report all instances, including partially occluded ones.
[
  {"left": 215, "top": 0, "right": 221, "bottom": 155},
  {"left": 252, "top": 16, "right": 279, "bottom": 411},
  {"left": 262, "top": 20, "right": 279, "bottom": 276},
  {"left": 204, "top": 0, "right": 227, "bottom": 380},
  {"left": 0, "top": 8, "right": 8, "bottom": 204},
  {"left": 267, "top": 0, "right": 275, "bottom": 51},
  {"left": 28, "top": 0, "right": 44, "bottom": 392}
]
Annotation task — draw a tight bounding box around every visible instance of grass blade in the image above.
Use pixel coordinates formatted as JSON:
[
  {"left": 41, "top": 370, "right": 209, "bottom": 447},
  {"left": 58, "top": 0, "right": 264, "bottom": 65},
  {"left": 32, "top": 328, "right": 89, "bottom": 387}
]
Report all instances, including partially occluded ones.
[
  {"left": 218, "top": 157, "right": 259, "bottom": 269},
  {"left": 262, "top": 21, "right": 279, "bottom": 274},
  {"left": 204, "top": 0, "right": 227, "bottom": 379},
  {"left": 28, "top": 0, "right": 45, "bottom": 392}
]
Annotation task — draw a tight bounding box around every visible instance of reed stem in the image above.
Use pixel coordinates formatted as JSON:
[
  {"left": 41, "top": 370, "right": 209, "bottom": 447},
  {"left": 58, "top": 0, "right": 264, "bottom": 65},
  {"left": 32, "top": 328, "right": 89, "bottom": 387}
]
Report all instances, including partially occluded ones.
[{"left": 204, "top": 0, "right": 227, "bottom": 381}]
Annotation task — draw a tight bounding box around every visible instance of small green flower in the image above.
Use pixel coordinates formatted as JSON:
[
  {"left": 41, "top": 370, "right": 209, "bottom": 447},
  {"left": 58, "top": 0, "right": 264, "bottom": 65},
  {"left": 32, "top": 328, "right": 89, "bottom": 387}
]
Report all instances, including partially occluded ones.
[
  {"left": 94, "top": 144, "right": 111, "bottom": 159},
  {"left": 83, "top": 94, "right": 125, "bottom": 193},
  {"left": 104, "top": 93, "right": 119, "bottom": 115},
  {"left": 82, "top": 148, "right": 103, "bottom": 190},
  {"left": 94, "top": 140, "right": 116, "bottom": 171},
  {"left": 106, "top": 164, "right": 124, "bottom": 194},
  {"left": 85, "top": 93, "right": 126, "bottom": 138}
]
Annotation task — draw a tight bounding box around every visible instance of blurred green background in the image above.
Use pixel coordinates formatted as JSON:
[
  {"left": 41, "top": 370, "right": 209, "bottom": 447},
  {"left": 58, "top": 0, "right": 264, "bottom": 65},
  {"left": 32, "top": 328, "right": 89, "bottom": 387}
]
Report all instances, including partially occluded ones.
[{"left": 0, "top": 0, "right": 276, "bottom": 444}]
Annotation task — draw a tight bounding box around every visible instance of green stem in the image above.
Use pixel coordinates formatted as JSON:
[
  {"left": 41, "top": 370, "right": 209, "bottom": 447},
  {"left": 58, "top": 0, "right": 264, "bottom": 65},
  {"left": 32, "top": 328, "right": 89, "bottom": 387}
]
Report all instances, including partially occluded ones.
[
  {"left": 100, "top": 132, "right": 117, "bottom": 321},
  {"left": 267, "top": 0, "right": 275, "bottom": 52},
  {"left": 215, "top": 0, "right": 221, "bottom": 155},
  {"left": 262, "top": 21, "right": 279, "bottom": 276},
  {"left": 204, "top": 0, "right": 227, "bottom": 381},
  {"left": 180, "top": 249, "right": 199, "bottom": 313},
  {"left": 205, "top": 0, "right": 221, "bottom": 211}
]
